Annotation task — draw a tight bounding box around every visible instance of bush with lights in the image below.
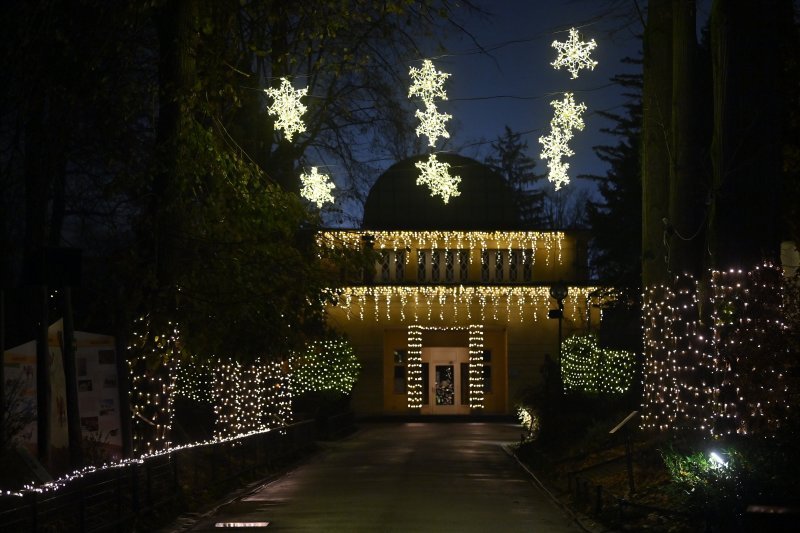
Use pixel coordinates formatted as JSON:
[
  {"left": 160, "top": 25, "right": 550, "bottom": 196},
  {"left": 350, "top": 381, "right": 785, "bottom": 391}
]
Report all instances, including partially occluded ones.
[
  {"left": 290, "top": 337, "right": 361, "bottom": 419},
  {"left": 561, "top": 333, "right": 635, "bottom": 395},
  {"left": 516, "top": 405, "right": 541, "bottom": 442}
]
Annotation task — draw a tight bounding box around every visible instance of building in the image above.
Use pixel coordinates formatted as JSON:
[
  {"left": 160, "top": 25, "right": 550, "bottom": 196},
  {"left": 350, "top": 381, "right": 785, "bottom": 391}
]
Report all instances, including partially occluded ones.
[{"left": 320, "top": 154, "right": 601, "bottom": 416}]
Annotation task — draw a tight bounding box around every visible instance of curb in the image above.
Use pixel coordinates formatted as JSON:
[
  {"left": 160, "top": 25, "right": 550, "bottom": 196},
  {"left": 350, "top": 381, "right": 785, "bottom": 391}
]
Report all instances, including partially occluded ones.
[{"left": 502, "top": 443, "right": 611, "bottom": 533}]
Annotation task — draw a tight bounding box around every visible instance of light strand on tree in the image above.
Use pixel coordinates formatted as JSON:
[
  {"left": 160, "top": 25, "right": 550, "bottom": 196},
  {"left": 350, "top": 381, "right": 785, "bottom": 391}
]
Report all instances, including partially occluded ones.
[
  {"left": 128, "top": 315, "right": 179, "bottom": 455},
  {"left": 640, "top": 263, "right": 791, "bottom": 435}
]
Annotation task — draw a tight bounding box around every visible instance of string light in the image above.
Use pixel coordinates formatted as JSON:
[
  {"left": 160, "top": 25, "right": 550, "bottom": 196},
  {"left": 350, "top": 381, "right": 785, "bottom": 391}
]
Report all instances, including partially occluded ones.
[
  {"left": 640, "top": 263, "right": 791, "bottom": 435},
  {"left": 468, "top": 325, "right": 485, "bottom": 408},
  {"left": 331, "top": 285, "right": 599, "bottom": 325},
  {"left": 290, "top": 340, "right": 360, "bottom": 396},
  {"left": 550, "top": 27, "right": 598, "bottom": 79},
  {"left": 299, "top": 167, "right": 335, "bottom": 208},
  {"left": 407, "top": 325, "right": 424, "bottom": 408},
  {"left": 402, "top": 325, "right": 485, "bottom": 410},
  {"left": 264, "top": 77, "right": 307, "bottom": 141},
  {"left": 317, "top": 230, "right": 566, "bottom": 259},
  {"left": 128, "top": 315, "right": 179, "bottom": 455},
  {"left": 561, "top": 334, "right": 634, "bottom": 394}
]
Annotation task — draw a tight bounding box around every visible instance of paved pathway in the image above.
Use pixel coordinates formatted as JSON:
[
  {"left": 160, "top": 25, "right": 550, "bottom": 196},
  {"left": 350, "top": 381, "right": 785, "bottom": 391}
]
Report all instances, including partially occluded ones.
[{"left": 185, "top": 423, "right": 582, "bottom": 532}]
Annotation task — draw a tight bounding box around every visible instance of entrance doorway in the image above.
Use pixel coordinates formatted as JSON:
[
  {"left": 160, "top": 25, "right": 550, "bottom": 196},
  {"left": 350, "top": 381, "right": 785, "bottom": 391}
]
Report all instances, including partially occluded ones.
[{"left": 421, "top": 347, "right": 470, "bottom": 415}]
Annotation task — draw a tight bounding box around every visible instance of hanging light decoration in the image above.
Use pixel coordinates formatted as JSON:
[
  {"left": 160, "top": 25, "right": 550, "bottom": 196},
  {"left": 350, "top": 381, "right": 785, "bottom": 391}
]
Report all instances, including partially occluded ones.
[
  {"left": 539, "top": 92, "right": 587, "bottom": 191},
  {"left": 415, "top": 154, "right": 461, "bottom": 204},
  {"left": 264, "top": 77, "right": 308, "bottom": 141},
  {"left": 408, "top": 59, "right": 460, "bottom": 202},
  {"left": 299, "top": 166, "right": 335, "bottom": 208},
  {"left": 550, "top": 27, "right": 598, "bottom": 79}
]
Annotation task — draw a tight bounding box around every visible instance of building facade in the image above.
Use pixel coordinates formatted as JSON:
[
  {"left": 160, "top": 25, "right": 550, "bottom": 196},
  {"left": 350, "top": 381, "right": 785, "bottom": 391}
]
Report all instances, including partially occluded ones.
[{"left": 321, "top": 154, "right": 602, "bottom": 416}]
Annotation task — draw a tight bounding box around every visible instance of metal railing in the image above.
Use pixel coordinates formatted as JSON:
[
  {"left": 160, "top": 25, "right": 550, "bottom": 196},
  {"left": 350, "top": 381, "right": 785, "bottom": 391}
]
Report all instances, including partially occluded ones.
[{"left": 0, "top": 420, "right": 320, "bottom": 532}]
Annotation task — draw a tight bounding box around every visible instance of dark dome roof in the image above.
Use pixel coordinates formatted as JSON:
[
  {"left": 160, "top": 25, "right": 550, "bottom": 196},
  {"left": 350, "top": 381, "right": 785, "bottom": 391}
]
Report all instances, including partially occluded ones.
[{"left": 362, "top": 153, "right": 521, "bottom": 230}]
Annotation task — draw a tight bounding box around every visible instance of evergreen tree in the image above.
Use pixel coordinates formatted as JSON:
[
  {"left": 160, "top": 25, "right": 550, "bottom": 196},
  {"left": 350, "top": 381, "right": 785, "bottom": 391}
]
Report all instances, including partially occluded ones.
[
  {"left": 582, "top": 60, "right": 643, "bottom": 294},
  {"left": 484, "top": 126, "right": 546, "bottom": 228}
]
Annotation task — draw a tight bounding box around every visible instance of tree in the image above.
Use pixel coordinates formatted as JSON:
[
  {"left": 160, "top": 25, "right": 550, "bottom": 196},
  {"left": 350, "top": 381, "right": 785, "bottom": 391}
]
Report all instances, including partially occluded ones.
[
  {"left": 582, "top": 60, "right": 643, "bottom": 293},
  {"left": 484, "top": 126, "right": 546, "bottom": 228},
  {"left": 640, "top": 0, "right": 673, "bottom": 287},
  {"left": 540, "top": 187, "right": 590, "bottom": 230},
  {"left": 707, "top": 0, "right": 790, "bottom": 269}
]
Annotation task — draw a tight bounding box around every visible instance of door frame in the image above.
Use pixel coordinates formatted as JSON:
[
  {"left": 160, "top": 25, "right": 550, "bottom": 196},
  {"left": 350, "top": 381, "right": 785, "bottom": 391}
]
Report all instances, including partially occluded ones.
[{"left": 420, "top": 347, "right": 470, "bottom": 415}]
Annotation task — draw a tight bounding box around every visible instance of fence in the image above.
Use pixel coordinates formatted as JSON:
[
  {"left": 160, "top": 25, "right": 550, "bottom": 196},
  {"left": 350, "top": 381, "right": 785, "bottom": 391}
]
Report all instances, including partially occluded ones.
[{"left": 0, "top": 420, "right": 319, "bottom": 532}]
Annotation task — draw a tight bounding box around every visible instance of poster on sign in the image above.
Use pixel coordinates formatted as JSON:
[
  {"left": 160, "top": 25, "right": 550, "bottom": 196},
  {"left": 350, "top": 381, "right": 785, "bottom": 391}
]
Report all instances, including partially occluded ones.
[{"left": 2, "top": 321, "right": 122, "bottom": 463}]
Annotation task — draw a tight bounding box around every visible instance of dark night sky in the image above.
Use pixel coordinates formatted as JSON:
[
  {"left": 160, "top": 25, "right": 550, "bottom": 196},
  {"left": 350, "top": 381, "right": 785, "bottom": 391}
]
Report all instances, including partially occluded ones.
[{"left": 415, "top": 0, "right": 710, "bottom": 194}]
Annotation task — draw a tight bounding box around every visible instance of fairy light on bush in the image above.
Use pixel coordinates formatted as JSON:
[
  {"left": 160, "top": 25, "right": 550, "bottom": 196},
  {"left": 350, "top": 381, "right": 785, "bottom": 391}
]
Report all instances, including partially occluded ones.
[
  {"left": 290, "top": 339, "right": 361, "bottom": 396},
  {"left": 561, "top": 334, "right": 634, "bottom": 395},
  {"left": 265, "top": 77, "right": 307, "bottom": 141},
  {"left": 10, "top": 353, "right": 292, "bottom": 497}
]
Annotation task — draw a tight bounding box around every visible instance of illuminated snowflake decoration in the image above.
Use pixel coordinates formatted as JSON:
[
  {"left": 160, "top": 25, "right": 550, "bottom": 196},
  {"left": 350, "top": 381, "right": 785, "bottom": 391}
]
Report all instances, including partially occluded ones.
[
  {"left": 409, "top": 59, "right": 450, "bottom": 107},
  {"left": 299, "top": 167, "right": 335, "bottom": 208},
  {"left": 539, "top": 126, "right": 575, "bottom": 161},
  {"left": 415, "top": 154, "right": 461, "bottom": 204},
  {"left": 265, "top": 77, "right": 308, "bottom": 141},
  {"left": 415, "top": 105, "right": 452, "bottom": 147},
  {"left": 550, "top": 92, "right": 587, "bottom": 132},
  {"left": 539, "top": 92, "right": 587, "bottom": 190},
  {"left": 408, "top": 59, "right": 459, "bottom": 200},
  {"left": 551, "top": 28, "right": 598, "bottom": 79},
  {"left": 545, "top": 159, "right": 571, "bottom": 191}
]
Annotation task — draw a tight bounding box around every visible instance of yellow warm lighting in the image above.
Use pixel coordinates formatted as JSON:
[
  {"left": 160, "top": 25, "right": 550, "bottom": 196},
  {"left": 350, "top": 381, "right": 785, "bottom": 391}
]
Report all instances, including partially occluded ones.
[{"left": 333, "top": 285, "right": 599, "bottom": 325}]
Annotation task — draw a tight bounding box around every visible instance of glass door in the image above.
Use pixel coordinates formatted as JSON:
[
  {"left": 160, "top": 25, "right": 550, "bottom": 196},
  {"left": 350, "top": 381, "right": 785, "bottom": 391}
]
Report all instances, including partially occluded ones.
[
  {"left": 434, "top": 364, "right": 455, "bottom": 405},
  {"left": 421, "top": 347, "right": 470, "bottom": 414}
]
